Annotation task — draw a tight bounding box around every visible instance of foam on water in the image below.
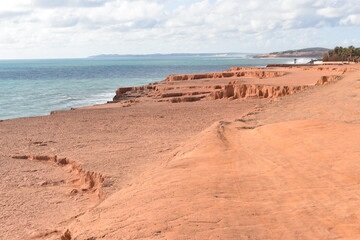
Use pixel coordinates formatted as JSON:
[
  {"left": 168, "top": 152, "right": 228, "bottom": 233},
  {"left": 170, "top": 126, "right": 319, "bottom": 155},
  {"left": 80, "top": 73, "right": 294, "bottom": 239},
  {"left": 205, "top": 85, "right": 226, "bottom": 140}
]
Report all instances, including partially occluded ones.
[{"left": 0, "top": 57, "right": 302, "bottom": 120}]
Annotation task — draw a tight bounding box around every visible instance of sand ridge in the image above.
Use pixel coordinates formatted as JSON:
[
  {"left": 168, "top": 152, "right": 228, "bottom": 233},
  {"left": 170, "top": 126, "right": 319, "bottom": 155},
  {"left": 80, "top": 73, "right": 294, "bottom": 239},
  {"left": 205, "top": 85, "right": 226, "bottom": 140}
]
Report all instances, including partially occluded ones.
[
  {"left": 66, "top": 118, "right": 360, "bottom": 239},
  {"left": 11, "top": 155, "right": 105, "bottom": 198}
]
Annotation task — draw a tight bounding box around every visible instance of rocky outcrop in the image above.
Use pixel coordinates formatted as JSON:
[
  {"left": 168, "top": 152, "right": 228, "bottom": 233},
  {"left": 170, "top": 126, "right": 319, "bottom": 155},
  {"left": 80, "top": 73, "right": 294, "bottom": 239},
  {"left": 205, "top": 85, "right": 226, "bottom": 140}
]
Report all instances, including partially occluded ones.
[
  {"left": 161, "top": 91, "right": 211, "bottom": 98},
  {"left": 12, "top": 155, "right": 105, "bottom": 198},
  {"left": 267, "top": 65, "right": 349, "bottom": 73},
  {"left": 210, "top": 75, "right": 341, "bottom": 100},
  {"left": 169, "top": 96, "right": 206, "bottom": 103},
  {"left": 112, "top": 66, "right": 344, "bottom": 104},
  {"left": 308, "top": 67, "right": 348, "bottom": 73},
  {"left": 315, "top": 75, "right": 342, "bottom": 85},
  {"left": 165, "top": 71, "right": 286, "bottom": 81},
  {"left": 229, "top": 67, "right": 266, "bottom": 71},
  {"left": 267, "top": 64, "right": 313, "bottom": 67},
  {"left": 113, "top": 85, "right": 156, "bottom": 101},
  {"left": 210, "top": 84, "right": 308, "bottom": 100}
]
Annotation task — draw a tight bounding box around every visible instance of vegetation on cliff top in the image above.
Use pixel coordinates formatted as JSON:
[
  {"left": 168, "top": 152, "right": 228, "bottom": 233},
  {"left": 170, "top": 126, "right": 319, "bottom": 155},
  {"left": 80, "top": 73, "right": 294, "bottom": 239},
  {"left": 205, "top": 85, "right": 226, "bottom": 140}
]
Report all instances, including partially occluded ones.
[
  {"left": 323, "top": 46, "right": 360, "bottom": 62},
  {"left": 270, "top": 47, "right": 329, "bottom": 55},
  {"left": 253, "top": 47, "right": 329, "bottom": 58}
]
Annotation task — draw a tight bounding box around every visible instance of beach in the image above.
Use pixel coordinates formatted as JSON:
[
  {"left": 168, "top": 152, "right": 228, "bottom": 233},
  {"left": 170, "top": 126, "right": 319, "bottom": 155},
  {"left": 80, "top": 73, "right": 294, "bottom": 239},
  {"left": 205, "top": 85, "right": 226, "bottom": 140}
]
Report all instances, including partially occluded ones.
[{"left": 1, "top": 64, "right": 360, "bottom": 239}]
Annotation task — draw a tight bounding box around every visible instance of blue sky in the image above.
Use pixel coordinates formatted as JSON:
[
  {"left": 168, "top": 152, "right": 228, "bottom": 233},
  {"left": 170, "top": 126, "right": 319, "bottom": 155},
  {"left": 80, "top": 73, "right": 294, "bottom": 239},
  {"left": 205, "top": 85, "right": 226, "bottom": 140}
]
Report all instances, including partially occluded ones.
[{"left": 0, "top": 0, "right": 359, "bottom": 59}]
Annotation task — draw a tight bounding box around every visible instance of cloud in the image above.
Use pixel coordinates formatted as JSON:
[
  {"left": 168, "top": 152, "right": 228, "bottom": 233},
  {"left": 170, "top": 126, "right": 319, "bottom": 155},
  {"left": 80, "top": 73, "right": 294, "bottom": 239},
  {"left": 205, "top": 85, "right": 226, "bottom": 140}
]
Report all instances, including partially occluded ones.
[
  {"left": 31, "top": 0, "right": 112, "bottom": 8},
  {"left": 317, "top": 7, "right": 342, "bottom": 18},
  {"left": 0, "top": 11, "right": 32, "bottom": 19},
  {"left": 340, "top": 15, "right": 360, "bottom": 26},
  {"left": 0, "top": 0, "right": 359, "bottom": 58}
]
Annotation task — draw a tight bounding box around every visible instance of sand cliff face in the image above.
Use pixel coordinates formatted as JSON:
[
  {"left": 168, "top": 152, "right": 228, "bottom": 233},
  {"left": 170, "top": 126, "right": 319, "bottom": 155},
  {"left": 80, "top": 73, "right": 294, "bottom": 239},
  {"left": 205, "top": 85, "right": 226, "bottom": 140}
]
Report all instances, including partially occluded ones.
[
  {"left": 210, "top": 84, "right": 308, "bottom": 99},
  {"left": 211, "top": 75, "right": 341, "bottom": 100},
  {"left": 113, "top": 66, "right": 346, "bottom": 103},
  {"left": 164, "top": 70, "right": 286, "bottom": 81}
]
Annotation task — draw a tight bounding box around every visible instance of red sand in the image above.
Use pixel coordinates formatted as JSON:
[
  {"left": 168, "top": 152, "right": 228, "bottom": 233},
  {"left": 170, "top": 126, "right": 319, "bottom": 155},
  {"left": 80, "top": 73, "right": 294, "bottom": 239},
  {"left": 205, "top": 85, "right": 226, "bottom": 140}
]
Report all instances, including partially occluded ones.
[{"left": 0, "top": 64, "right": 359, "bottom": 239}]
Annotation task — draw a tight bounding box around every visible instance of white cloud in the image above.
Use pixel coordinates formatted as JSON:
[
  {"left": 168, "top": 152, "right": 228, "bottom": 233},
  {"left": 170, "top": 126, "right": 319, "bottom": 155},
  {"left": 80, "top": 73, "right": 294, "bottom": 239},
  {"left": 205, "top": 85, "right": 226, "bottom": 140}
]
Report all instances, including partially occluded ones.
[
  {"left": 317, "top": 7, "right": 341, "bottom": 18},
  {"left": 340, "top": 14, "right": 360, "bottom": 25},
  {"left": 0, "top": 0, "right": 359, "bottom": 58},
  {"left": 31, "top": 0, "right": 112, "bottom": 8}
]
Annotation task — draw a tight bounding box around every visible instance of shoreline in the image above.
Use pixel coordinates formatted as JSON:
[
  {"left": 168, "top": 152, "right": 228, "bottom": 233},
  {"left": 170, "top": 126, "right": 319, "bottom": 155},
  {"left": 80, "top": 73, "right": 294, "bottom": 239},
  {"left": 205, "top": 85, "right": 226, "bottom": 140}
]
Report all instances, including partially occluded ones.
[
  {"left": 0, "top": 59, "right": 306, "bottom": 120},
  {"left": 1, "top": 63, "right": 359, "bottom": 239}
]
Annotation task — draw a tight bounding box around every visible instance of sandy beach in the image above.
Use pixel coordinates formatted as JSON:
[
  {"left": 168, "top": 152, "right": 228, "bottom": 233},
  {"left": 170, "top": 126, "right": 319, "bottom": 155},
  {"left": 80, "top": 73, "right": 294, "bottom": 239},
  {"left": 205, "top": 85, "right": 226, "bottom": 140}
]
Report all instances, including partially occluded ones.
[{"left": 1, "top": 64, "right": 359, "bottom": 239}]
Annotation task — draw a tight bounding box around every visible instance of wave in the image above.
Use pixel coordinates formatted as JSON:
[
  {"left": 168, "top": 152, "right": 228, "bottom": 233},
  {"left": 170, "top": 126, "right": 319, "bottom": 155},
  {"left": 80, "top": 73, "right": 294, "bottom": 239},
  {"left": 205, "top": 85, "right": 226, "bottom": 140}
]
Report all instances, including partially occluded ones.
[{"left": 285, "top": 58, "right": 312, "bottom": 64}]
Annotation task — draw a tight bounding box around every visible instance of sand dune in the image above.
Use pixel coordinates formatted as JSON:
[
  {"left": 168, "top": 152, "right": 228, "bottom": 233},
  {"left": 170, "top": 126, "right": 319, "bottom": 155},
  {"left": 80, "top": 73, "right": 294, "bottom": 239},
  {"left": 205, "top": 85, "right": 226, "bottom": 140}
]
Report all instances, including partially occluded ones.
[
  {"left": 67, "top": 118, "right": 360, "bottom": 239},
  {"left": 1, "top": 64, "right": 359, "bottom": 239}
]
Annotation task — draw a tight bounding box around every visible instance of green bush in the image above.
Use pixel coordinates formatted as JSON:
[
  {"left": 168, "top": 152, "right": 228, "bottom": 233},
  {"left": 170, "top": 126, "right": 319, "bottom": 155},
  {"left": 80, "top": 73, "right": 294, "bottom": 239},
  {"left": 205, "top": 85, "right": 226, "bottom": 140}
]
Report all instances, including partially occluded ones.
[{"left": 323, "top": 46, "right": 360, "bottom": 62}]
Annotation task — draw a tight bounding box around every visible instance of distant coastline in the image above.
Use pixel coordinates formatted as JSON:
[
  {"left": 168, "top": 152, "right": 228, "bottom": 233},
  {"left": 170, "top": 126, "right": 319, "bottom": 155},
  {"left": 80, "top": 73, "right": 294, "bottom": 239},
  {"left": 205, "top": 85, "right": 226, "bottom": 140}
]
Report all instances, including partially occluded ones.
[
  {"left": 88, "top": 52, "right": 254, "bottom": 59},
  {"left": 89, "top": 48, "right": 329, "bottom": 60},
  {"left": 253, "top": 47, "right": 329, "bottom": 59}
]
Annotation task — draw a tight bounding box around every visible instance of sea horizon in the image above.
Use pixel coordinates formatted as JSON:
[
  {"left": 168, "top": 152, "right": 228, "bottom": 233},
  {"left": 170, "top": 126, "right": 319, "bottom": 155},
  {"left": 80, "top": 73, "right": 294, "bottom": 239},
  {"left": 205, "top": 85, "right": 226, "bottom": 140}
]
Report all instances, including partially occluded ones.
[{"left": 0, "top": 52, "right": 257, "bottom": 61}]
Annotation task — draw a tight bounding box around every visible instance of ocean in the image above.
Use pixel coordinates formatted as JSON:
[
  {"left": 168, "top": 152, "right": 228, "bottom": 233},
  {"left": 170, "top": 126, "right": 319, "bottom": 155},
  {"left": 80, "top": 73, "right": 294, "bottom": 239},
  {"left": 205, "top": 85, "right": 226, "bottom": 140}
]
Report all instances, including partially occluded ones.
[{"left": 0, "top": 56, "right": 304, "bottom": 120}]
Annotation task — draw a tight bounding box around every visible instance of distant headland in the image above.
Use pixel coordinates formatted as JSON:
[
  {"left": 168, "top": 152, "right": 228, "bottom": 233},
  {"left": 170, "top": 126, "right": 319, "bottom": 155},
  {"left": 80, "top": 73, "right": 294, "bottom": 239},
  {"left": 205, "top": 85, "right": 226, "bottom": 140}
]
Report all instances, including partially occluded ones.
[{"left": 253, "top": 47, "right": 330, "bottom": 59}]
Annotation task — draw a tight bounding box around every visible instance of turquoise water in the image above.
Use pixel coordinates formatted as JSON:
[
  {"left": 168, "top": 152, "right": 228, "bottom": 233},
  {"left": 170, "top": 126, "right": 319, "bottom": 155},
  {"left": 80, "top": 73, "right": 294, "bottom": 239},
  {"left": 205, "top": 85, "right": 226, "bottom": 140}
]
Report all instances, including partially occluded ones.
[{"left": 0, "top": 57, "right": 298, "bottom": 120}]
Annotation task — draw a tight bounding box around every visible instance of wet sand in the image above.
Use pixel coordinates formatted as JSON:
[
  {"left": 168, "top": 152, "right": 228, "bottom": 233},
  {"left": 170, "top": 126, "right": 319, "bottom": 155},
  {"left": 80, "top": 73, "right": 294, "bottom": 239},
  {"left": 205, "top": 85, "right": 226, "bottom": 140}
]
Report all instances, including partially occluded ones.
[{"left": 0, "top": 64, "right": 359, "bottom": 239}]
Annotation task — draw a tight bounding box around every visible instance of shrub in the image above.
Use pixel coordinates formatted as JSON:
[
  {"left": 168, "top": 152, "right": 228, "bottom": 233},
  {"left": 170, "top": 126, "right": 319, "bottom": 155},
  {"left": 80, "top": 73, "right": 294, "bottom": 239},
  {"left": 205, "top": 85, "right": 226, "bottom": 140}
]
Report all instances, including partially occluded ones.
[{"left": 323, "top": 46, "right": 360, "bottom": 62}]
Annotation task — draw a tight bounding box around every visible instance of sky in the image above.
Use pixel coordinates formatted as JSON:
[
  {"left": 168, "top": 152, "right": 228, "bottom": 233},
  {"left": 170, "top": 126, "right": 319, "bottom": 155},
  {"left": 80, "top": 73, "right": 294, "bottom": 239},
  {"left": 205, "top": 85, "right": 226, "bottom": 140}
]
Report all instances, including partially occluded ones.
[{"left": 0, "top": 0, "right": 359, "bottom": 59}]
